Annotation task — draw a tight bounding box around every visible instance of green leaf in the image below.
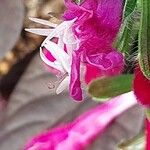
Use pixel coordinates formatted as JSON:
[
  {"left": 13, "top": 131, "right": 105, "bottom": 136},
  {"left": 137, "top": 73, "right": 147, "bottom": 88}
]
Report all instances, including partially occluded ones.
[
  {"left": 118, "top": 132, "right": 145, "bottom": 150},
  {"left": 115, "top": 0, "right": 139, "bottom": 53},
  {"left": 139, "top": 0, "right": 150, "bottom": 79},
  {"left": 116, "top": 18, "right": 134, "bottom": 53},
  {"left": 123, "top": 0, "right": 137, "bottom": 19},
  {"left": 88, "top": 74, "right": 133, "bottom": 99}
]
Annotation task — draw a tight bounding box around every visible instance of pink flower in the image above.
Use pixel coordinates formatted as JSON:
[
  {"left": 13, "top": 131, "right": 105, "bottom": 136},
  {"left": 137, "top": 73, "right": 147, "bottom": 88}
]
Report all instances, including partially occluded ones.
[
  {"left": 133, "top": 65, "right": 150, "bottom": 107},
  {"left": 133, "top": 66, "right": 150, "bottom": 149},
  {"left": 26, "top": 18, "right": 81, "bottom": 99},
  {"left": 63, "top": 0, "right": 124, "bottom": 98},
  {"left": 26, "top": 0, "right": 124, "bottom": 101},
  {"left": 23, "top": 92, "right": 137, "bottom": 150}
]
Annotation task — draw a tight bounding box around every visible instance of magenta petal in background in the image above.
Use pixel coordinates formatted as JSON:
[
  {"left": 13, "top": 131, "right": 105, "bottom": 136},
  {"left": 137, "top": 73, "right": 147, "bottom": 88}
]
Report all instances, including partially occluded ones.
[
  {"left": 24, "top": 124, "right": 73, "bottom": 150},
  {"left": 24, "top": 92, "right": 137, "bottom": 150}
]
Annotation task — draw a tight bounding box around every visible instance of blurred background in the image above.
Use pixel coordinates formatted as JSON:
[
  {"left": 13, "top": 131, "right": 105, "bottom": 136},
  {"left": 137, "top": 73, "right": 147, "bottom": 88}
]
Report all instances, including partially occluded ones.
[{"left": 0, "top": 0, "right": 144, "bottom": 149}]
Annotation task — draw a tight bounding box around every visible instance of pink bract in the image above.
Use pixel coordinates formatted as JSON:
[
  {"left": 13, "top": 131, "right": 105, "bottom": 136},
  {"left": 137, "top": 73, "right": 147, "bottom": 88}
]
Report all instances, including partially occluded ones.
[
  {"left": 23, "top": 92, "right": 136, "bottom": 150},
  {"left": 63, "top": 0, "right": 124, "bottom": 98}
]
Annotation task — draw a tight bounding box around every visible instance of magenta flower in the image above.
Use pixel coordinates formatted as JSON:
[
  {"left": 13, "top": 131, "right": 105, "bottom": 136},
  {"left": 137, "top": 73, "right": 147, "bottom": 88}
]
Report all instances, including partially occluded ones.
[
  {"left": 26, "top": 0, "right": 124, "bottom": 101},
  {"left": 26, "top": 18, "right": 80, "bottom": 97},
  {"left": 63, "top": 0, "right": 124, "bottom": 99},
  {"left": 23, "top": 92, "right": 137, "bottom": 150}
]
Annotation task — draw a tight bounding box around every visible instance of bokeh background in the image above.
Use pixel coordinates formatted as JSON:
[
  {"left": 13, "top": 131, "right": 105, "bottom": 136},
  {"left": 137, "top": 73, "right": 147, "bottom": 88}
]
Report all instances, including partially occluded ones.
[{"left": 0, "top": 0, "right": 144, "bottom": 149}]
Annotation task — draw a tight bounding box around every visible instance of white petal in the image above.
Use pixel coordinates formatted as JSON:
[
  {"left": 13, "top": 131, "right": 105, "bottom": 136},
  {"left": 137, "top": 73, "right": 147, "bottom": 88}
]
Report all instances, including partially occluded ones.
[
  {"left": 63, "top": 27, "right": 77, "bottom": 45},
  {"left": 29, "top": 17, "right": 57, "bottom": 28},
  {"left": 56, "top": 76, "right": 69, "bottom": 94},
  {"left": 43, "top": 41, "right": 70, "bottom": 73},
  {"left": 40, "top": 47, "right": 64, "bottom": 72},
  {"left": 66, "top": 44, "right": 77, "bottom": 56},
  {"left": 41, "top": 19, "right": 76, "bottom": 46},
  {"left": 41, "top": 22, "right": 67, "bottom": 46},
  {"left": 25, "top": 28, "right": 52, "bottom": 36},
  {"left": 57, "top": 38, "right": 64, "bottom": 49}
]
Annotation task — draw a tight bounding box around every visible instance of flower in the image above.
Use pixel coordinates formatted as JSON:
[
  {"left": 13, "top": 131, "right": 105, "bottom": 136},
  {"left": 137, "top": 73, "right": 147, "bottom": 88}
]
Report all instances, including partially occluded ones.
[
  {"left": 26, "top": 17, "right": 82, "bottom": 100},
  {"left": 133, "top": 66, "right": 150, "bottom": 107},
  {"left": 63, "top": 0, "right": 124, "bottom": 77},
  {"left": 23, "top": 92, "right": 137, "bottom": 150},
  {"left": 26, "top": 0, "right": 124, "bottom": 101},
  {"left": 63, "top": 0, "right": 124, "bottom": 99}
]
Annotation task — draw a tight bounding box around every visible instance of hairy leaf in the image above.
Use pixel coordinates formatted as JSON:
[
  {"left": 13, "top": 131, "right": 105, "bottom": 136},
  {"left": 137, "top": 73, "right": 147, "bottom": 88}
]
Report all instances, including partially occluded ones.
[
  {"left": 139, "top": 0, "right": 150, "bottom": 79},
  {"left": 88, "top": 74, "right": 133, "bottom": 99}
]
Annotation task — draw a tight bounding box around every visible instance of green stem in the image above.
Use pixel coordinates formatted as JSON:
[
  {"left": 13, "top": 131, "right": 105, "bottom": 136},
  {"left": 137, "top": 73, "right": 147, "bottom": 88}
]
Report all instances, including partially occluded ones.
[{"left": 139, "top": 0, "right": 150, "bottom": 79}]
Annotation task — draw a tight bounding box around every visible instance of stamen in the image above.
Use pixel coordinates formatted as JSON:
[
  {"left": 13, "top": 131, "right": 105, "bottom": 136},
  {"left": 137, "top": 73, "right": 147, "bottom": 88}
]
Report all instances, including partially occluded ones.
[
  {"left": 48, "top": 82, "right": 56, "bottom": 89},
  {"left": 25, "top": 28, "right": 52, "bottom": 36},
  {"left": 48, "top": 73, "right": 68, "bottom": 91},
  {"left": 58, "top": 72, "right": 68, "bottom": 81},
  {"left": 29, "top": 17, "right": 57, "bottom": 28}
]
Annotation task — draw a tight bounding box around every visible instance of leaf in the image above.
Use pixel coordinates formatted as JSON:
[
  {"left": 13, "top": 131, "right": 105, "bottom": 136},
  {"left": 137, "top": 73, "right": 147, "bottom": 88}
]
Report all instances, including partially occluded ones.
[
  {"left": 123, "top": 0, "right": 137, "bottom": 19},
  {"left": 115, "top": 0, "right": 139, "bottom": 53},
  {"left": 88, "top": 74, "right": 133, "bottom": 99},
  {"left": 139, "top": 0, "right": 150, "bottom": 79},
  {"left": 0, "top": 0, "right": 24, "bottom": 59}
]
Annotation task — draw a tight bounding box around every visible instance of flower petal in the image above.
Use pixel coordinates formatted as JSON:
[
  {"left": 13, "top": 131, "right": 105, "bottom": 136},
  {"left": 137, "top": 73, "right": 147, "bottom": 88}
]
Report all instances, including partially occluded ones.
[
  {"left": 43, "top": 41, "right": 70, "bottom": 73},
  {"left": 85, "top": 53, "right": 112, "bottom": 70},
  {"left": 56, "top": 76, "right": 70, "bottom": 94},
  {"left": 24, "top": 123, "right": 73, "bottom": 150},
  {"left": 63, "top": 26, "right": 78, "bottom": 45},
  {"left": 40, "top": 47, "right": 64, "bottom": 73},
  {"left": 23, "top": 92, "right": 137, "bottom": 150},
  {"left": 85, "top": 64, "right": 102, "bottom": 84},
  {"left": 63, "top": 26, "right": 79, "bottom": 55},
  {"left": 29, "top": 17, "right": 57, "bottom": 28},
  {"left": 85, "top": 50, "right": 124, "bottom": 75},
  {"left": 25, "top": 28, "right": 52, "bottom": 36},
  {"left": 69, "top": 51, "right": 82, "bottom": 101},
  {"left": 57, "top": 38, "right": 64, "bottom": 50},
  {"left": 41, "top": 20, "right": 75, "bottom": 50},
  {"left": 133, "top": 65, "right": 150, "bottom": 107},
  {"left": 56, "top": 92, "right": 137, "bottom": 150},
  {"left": 43, "top": 48, "right": 56, "bottom": 62}
]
